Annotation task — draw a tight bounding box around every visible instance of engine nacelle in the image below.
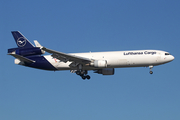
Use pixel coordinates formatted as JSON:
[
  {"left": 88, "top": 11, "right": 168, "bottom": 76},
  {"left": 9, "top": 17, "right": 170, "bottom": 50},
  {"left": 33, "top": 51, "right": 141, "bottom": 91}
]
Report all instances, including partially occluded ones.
[
  {"left": 8, "top": 47, "right": 45, "bottom": 56},
  {"left": 92, "top": 60, "right": 107, "bottom": 68},
  {"left": 94, "top": 68, "right": 115, "bottom": 75}
]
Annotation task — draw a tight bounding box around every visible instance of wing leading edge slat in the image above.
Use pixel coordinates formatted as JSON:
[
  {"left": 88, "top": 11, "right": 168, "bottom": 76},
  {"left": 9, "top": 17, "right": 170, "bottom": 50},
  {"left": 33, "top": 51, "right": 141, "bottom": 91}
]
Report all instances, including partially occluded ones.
[{"left": 42, "top": 47, "right": 92, "bottom": 64}]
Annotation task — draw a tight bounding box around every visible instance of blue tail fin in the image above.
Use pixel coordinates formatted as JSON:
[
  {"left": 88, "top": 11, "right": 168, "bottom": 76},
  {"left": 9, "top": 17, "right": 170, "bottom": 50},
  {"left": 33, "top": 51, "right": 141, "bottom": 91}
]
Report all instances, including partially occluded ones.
[{"left": 12, "top": 31, "right": 34, "bottom": 48}]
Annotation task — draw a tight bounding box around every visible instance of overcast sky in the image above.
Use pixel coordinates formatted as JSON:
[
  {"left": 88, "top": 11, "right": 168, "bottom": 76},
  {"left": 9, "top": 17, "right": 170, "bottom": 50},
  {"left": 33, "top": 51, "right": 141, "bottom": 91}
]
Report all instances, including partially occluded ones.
[{"left": 1, "top": 0, "right": 180, "bottom": 120}]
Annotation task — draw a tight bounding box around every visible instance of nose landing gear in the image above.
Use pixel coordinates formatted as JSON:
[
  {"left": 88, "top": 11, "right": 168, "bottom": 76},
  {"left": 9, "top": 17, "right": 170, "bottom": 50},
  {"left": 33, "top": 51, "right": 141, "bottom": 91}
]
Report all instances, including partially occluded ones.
[{"left": 149, "top": 65, "right": 153, "bottom": 74}]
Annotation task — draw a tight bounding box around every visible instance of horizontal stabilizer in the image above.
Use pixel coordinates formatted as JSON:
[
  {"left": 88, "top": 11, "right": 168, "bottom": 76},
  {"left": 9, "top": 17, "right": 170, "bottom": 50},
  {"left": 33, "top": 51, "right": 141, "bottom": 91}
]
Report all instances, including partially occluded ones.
[{"left": 8, "top": 52, "right": 35, "bottom": 63}]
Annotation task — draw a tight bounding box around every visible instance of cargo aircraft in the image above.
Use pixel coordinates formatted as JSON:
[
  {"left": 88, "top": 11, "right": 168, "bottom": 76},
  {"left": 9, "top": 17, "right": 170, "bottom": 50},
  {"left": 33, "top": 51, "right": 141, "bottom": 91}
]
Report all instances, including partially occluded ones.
[{"left": 8, "top": 31, "right": 174, "bottom": 80}]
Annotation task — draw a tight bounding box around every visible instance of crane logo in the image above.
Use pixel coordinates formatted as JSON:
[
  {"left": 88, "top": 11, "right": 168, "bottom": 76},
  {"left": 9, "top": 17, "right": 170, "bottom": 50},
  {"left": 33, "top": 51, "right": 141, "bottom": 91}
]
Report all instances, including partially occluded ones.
[{"left": 17, "top": 37, "right": 27, "bottom": 47}]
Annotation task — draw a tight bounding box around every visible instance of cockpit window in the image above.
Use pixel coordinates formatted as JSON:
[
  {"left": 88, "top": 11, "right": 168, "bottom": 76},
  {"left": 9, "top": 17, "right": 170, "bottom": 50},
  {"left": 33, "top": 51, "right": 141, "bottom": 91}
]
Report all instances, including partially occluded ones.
[{"left": 165, "top": 53, "right": 171, "bottom": 55}]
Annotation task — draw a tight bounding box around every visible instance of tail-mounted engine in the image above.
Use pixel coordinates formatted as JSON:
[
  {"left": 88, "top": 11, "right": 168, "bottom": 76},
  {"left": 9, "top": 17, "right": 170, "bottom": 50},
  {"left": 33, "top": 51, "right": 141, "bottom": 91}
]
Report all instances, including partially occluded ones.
[{"left": 8, "top": 47, "right": 45, "bottom": 56}]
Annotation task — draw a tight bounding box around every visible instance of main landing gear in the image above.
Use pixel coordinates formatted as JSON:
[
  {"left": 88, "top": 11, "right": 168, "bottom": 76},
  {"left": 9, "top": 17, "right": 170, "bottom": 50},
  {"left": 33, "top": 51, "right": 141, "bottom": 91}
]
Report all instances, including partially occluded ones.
[
  {"left": 149, "top": 65, "right": 153, "bottom": 74},
  {"left": 76, "top": 70, "right": 91, "bottom": 80}
]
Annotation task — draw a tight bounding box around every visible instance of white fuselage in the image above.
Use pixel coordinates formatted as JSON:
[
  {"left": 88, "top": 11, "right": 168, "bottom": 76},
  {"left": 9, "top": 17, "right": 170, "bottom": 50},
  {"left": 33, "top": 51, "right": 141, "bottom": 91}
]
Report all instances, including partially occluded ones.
[
  {"left": 9, "top": 31, "right": 175, "bottom": 79},
  {"left": 44, "top": 50, "right": 174, "bottom": 70}
]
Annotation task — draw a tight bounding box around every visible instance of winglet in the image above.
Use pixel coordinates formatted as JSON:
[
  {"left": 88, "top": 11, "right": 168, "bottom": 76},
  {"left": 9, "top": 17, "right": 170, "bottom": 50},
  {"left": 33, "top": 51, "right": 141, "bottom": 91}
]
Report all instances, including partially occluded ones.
[{"left": 34, "top": 40, "right": 45, "bottom": 54}]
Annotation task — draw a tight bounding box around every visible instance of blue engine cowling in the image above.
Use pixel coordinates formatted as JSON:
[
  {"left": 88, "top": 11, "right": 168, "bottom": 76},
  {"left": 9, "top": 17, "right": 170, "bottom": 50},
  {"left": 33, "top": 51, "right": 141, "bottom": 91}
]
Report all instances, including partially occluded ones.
[{"left": 8, "top": 47, "right": 45, "bottom": 56}]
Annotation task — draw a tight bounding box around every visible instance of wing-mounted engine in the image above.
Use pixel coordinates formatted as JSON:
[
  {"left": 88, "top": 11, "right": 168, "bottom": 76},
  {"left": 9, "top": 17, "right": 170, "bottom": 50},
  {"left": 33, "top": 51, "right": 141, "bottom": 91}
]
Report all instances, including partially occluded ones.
[
  {"left": 94, "top": 68, "right": 115, "bottom": 75},
  {"left": 8, "top": 47, "right": 45, "bottom": 56}
]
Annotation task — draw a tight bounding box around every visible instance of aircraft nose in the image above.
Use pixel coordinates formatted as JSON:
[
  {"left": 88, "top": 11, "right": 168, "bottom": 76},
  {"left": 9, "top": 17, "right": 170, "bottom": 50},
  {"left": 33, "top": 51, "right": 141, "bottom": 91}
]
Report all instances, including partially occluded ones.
[
  {"left": 168, "top": 55, "right": 175, "bottom": 62},
  {"left": 164, "top": 55, "right": 174, "bottom": 63},
  {"left": 171, "top": 55, "right": 175, "bottom": 61}
]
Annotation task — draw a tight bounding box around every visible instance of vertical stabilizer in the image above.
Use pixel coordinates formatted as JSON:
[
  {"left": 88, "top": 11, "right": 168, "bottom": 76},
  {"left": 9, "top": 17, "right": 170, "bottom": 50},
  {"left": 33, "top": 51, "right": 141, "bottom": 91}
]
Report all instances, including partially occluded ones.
[{"left": 11, "top": 31, "right": 34, "bottom": 48}]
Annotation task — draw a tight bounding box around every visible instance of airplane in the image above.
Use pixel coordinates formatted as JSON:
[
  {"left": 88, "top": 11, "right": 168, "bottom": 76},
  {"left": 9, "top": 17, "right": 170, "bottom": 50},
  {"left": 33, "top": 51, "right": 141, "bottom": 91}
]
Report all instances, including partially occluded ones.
[{"left": 8, "top": 31, "right": 175, "bottom": 80}]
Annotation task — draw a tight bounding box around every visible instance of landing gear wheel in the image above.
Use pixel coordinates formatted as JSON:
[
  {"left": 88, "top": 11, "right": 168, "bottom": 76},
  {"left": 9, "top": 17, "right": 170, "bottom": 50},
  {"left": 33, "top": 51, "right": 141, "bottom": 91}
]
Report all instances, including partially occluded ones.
[
  {"left": 76, "top": 71, "right": 81, "bottom": 75},
  {"left": 150, "top": 71, "right": 153, "bottom": 74},
  {"left": 76, "top": 70, "right": 91, "bottom": 80},
  {"left": 86, "top": 75, "right": 91, "bottom": 80},
  {"left": 81, "top": 76, "right": 86, "bottom": 80}
]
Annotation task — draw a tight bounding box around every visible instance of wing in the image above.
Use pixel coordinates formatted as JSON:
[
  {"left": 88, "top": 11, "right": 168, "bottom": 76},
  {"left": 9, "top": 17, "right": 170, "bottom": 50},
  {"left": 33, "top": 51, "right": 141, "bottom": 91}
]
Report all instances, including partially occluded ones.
[{"left": 42, "top": 47, "right": 92, "bottom": 64}]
